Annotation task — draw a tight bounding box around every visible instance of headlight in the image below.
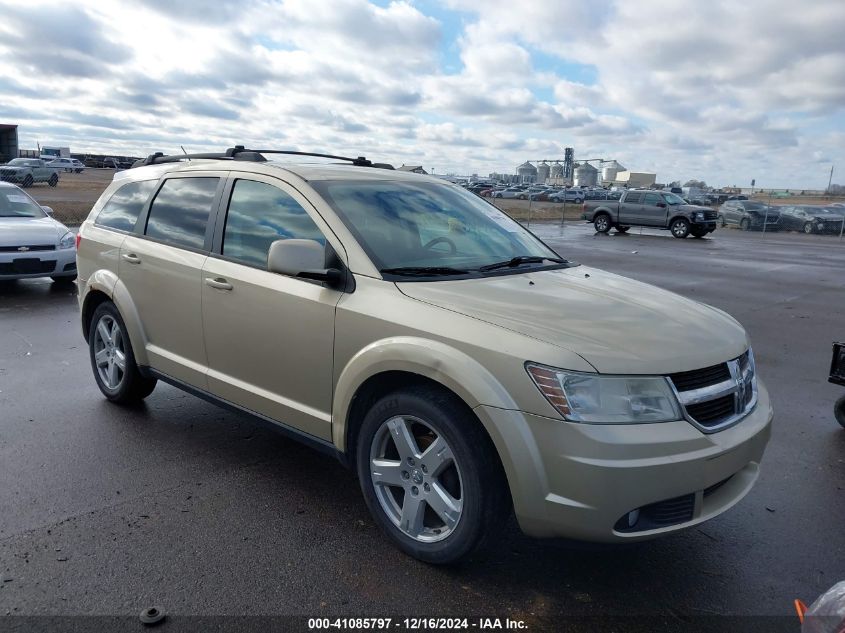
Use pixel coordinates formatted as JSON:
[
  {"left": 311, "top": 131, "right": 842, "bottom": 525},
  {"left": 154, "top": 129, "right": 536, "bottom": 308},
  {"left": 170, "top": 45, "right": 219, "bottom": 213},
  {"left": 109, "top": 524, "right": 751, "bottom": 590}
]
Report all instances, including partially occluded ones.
[
  {"left": 695, "top": 212, "right": 705, "bottom": 221},
  {"left": 526, "top": 363, "right": 682, "bottom": 424},
  {"left": 59, "top": 231, "right": 75, "bottom": 249}
]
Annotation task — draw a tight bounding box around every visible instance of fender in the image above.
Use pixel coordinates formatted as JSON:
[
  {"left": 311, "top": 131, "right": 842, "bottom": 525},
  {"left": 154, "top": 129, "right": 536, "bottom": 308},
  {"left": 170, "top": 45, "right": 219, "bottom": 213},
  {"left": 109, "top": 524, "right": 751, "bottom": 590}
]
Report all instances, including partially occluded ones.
[
  {"left": 82, "top": 269, "right": 150, "bottom": 367},
  {"left": 331, "top": 336, "right": 519, "bottom": 452}
]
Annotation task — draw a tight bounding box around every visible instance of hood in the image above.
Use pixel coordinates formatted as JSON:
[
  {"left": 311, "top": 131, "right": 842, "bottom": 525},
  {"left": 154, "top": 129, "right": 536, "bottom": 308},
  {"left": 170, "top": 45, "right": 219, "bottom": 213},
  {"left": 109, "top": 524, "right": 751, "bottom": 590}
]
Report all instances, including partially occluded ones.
[
  {"left": 0, "top": 216, "right": 67, "bottom": 246},
  {"left": 678, "top": 204, "right": 711, "bottom": 213},
  {"left": 397, "top": 266, "right": 748, "bottom": 375},
  {"left": 0, "top": 165, "right": 26, "bottom": 172}
]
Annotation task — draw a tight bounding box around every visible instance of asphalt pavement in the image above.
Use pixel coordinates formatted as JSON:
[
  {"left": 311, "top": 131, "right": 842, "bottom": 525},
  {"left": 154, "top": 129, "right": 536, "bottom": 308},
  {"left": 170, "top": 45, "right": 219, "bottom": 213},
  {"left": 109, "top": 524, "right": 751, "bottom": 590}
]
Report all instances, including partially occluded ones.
[{"left": 1, "top": 223, "right": 843, "bottom": 632}]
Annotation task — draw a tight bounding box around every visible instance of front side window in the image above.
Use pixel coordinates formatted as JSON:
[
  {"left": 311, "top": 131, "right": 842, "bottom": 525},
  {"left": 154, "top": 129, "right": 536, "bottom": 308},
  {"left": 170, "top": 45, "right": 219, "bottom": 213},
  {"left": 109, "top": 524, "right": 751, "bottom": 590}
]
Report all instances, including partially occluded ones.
[
  {"left": 222, "top": 179, "right": 325, "bottom": 268},
  {"left": 643, "top": 193, "right": 662, "bottom": 206},
  {"left": 311, "top": 180, "right": 561, "bottom": 274},
  {"left": 96, "top": 180, "right": 157, "bottom": 232},
  {"left": 145, "top": 177, "right": 219, "bottom": 249}
]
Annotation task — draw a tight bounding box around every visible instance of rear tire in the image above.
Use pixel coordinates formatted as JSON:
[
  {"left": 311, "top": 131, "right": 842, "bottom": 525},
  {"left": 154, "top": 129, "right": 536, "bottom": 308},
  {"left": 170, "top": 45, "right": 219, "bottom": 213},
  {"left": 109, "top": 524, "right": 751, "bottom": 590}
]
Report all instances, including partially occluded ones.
[
  {"left": 803, "top": 222, "right": 814, "bottom": 234},
  {"left": 835, "top": 395, "right": 845, "bottom": 429},
  {"left": 356, "top": 385, "right": 509, "bottom": 564},
  {"left": 671, "top": 218, "right": 690, "bottom": 238},
  {"left": 740, "top": 218, "right": 750, "bottom": 231},
  {"left": 88, "top": 301, "right": 156, "bottom": 404},
  {"left": 594, "top": 214, "right": 611, "bottom": 233}
]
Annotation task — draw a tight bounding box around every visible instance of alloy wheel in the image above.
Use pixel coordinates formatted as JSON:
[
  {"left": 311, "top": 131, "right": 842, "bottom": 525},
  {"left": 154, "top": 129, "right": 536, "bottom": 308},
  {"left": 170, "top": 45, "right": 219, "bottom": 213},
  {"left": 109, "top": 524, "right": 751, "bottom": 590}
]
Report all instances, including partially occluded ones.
[
  {"left": 369, "top": 415, "right": 464, "bottom": 543},
  {"left": 93, "top": 314, "right": 127, "bottom": 390}
]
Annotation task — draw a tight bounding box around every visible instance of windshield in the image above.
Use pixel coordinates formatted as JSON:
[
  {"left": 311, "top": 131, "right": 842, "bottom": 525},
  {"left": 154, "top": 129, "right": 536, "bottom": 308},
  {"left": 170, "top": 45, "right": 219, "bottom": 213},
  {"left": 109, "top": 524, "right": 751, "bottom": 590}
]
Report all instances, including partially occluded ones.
[
  {"left": 7, "top": 158, "right": 38, "bottom": 166},
  {"left": 311, "top": 180, "right": 564, "bottom": 274},
  {"left": 0, "top": 188, "right": 46, "bottom": 217},
  {"left": 663, "top": 193, "right": 685, "bottom": 205}
]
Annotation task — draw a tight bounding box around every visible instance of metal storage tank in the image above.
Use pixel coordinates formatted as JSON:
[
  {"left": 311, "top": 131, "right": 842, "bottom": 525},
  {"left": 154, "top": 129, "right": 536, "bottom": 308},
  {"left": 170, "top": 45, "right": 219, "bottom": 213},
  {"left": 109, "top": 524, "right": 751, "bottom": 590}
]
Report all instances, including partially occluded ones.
[
  {"left": 516, "top": 161, "right": 538, "bottom": 183},
  {"left": 574, "top": 162, "right": 598, "bottom": 187},
  {"left": 601, "top": 160, "right": 625, "bottom": 183},
  {"left": 536, "top": 161, "right": 550, "bottom": 183},
  {"left": 550, "top": 161, "right": 563, "bottom": 179}
]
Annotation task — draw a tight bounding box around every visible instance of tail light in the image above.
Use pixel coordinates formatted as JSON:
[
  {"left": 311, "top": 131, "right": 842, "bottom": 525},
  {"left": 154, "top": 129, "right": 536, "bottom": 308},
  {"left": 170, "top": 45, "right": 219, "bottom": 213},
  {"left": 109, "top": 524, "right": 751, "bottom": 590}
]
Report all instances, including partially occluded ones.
[{"left": 75, "top": 233, "right": 82, "bottom": 249}]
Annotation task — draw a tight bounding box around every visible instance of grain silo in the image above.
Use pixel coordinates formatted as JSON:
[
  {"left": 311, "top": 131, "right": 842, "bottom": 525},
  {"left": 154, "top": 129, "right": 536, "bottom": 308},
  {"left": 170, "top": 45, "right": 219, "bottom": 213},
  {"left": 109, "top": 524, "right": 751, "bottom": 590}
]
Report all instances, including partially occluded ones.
[
  {"left": 550, "top": 161, "right": 563, "bottom": 179},
  {"left": 574, "top": 162, "right": 598, "bottom": 187},
  {"left": 516, "top": 161, "right": 538, "bottom": 183},
  {"left": 601, "top": 160, "right": 625, "bottom": 183},
  {"left": 536, "top": 161, "right": 550, "bottom": 184}
]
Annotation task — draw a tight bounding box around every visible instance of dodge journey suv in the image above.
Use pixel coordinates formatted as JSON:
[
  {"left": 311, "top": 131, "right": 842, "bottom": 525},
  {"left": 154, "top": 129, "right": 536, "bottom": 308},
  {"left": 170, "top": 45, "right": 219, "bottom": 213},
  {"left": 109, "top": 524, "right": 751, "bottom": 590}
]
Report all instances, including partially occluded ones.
[{"left": 77, "top": 147, "right": 772, "bottom": 564}]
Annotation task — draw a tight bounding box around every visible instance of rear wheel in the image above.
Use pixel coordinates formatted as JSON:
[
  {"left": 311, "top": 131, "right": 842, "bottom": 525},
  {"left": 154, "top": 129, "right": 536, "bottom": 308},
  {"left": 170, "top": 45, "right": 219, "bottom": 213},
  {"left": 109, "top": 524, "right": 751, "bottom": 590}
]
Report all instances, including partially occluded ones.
[
  {"left": 615, "top": 226, "right": 629, "bottom": 234},
  {"left": 356, "top": 386, "right": 509, "bottom": 564},
  {"left": 690, "top": 226, "right": 707, "bottom": 238},
  {"left": 518, "top": 194, "right": 527, "bottom": 200},
  {"left": 835, "top": 395, "right": 845, "bottom": 429},
  {"left": 88, "top": 302, "right": 156, "bottom": 404},
  {"left": 48, "top": 174, "right": 58, "bottom": 187},
  {"left": 740, "top": 218, "right": 750, "bottom": 231},
  {"left": 803, "top": 222, "right": 815, "bottom": 234},
  {"left": 594, "top": 214, "right": 611, "bottom": 233},
  {"left": 671, "top": 218, "right": 690, "bottom": 238}
]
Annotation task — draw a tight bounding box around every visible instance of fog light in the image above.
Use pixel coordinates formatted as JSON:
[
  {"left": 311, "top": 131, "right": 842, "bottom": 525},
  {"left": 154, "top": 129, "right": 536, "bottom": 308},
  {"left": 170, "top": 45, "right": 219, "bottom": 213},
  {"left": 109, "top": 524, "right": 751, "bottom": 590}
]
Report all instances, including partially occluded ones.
[{"left": 627, "top": 509, "right": 640, "bottom": 528}]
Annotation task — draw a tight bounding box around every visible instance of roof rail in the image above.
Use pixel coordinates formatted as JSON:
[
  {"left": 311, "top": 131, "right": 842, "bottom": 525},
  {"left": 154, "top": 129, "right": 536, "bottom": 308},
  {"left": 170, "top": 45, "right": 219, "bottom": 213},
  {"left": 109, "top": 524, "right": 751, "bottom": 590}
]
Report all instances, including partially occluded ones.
[{"left": 130, "top": 146, "right": 394, "bottom": 170}]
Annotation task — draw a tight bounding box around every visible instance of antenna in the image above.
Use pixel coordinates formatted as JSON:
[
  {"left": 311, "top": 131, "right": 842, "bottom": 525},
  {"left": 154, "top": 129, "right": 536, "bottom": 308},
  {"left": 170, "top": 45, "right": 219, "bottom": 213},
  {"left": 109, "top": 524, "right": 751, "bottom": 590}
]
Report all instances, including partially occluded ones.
[{"left": 180, "top": 146, "right": 190, "bottom": 161}]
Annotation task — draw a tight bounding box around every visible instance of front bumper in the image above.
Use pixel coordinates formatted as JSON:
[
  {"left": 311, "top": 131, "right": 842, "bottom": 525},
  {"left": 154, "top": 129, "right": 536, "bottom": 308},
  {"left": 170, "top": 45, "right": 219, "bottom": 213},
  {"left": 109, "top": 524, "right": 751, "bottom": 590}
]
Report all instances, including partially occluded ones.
[
  {"left": 475, "top": 380, "right": 772, "bottom": 542},
  {"left": 0, "top": 248, "right": 77, "bottom": 279},
  {"left": 0, "top": 171, "right": 25, "bottom": 183}
]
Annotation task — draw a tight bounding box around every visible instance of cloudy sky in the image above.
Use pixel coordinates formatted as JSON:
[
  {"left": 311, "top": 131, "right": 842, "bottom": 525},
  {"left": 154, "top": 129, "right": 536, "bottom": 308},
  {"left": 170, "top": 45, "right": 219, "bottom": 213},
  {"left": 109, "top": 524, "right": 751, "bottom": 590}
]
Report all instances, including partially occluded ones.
[{"left": 0, "top": 0, "right": 843, "bottom": 188}]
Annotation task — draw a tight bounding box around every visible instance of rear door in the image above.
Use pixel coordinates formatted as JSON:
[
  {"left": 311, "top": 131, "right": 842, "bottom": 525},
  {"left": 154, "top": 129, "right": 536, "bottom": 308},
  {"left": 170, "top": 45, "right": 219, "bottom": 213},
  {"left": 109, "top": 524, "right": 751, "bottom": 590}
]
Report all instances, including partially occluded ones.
[
  {"left": 119, "top": 173, "right": 224, "bottom": 388},
  {"left": 618, "top": 192, "right": 643, "bottom": 224},
  {"left": 200, "top": 175, "right": 344, "bottom": 441}
]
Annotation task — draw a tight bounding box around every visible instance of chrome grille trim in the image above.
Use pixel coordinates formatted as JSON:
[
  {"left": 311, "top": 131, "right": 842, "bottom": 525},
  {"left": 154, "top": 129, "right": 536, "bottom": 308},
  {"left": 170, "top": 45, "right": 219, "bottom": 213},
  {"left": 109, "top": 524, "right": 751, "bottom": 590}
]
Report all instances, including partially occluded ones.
[{"left": 668, "top": 349, "right": 758, "bottom": 434}]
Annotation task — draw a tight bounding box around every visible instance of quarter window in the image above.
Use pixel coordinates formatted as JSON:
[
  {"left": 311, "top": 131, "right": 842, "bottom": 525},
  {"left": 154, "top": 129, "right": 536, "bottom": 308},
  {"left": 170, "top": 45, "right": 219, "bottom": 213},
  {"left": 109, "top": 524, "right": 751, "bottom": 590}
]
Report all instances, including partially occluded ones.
[
  {"left": 96, "top": 180, "right": 157, "bottom": 232},
  {"left": 222, "top": 179, "right": 325, "bottom": 268},
  {"left": 145, "top": 177, "right": 219, "bottom": 250}
]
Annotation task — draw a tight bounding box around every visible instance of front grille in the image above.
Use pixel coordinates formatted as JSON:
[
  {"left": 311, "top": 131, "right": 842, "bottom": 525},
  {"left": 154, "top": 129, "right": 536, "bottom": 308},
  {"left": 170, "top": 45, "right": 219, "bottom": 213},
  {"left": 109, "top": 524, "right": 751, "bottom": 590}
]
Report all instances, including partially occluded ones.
[
  {"left": 669, "top": 363, "right": 730, "bottom": 391},
  {"left": 686, "top": 395, "right": 735, "bottom": 427},
  {"left": 614, "top": 493, "right": 696, "bottom": 533},
  {"left": 670, "top": 350, "right": 757, "bottom": 432},
  {"left": 704, "top": 210, "right": 718, "bottom": 220},
  {"left": 0, "top": 244, "right": 56, "bottom": 252}
]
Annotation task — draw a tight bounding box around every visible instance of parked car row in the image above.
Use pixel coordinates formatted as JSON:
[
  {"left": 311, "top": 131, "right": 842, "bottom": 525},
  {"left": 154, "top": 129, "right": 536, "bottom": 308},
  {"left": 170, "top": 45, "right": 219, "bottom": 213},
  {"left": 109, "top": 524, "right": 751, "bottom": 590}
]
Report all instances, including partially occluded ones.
[{"left": 717, "top": 201, "right": 845, "bottom": 234}]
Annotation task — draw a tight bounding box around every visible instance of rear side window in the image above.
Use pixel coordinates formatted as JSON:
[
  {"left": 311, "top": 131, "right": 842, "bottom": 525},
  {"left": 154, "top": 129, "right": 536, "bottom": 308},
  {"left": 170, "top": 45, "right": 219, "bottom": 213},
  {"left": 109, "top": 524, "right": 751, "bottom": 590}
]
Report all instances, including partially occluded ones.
[
  {"left": 625, "top": 192, "right": 643, "bottom": 204},
  {"left": 95, "top": 180, "right": 157, "bottom": 232},
  {"left": 222, "top": 179, "right": 325, "bottom": 268},
  {"left": 145, "top": 177, "right": 219, "bottom": 250}
]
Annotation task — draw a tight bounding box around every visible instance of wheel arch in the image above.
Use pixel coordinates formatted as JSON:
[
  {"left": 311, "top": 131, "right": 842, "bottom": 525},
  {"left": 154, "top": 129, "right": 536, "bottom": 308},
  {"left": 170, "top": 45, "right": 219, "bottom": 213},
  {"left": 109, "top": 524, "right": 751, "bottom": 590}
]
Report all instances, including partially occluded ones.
[
  {"left": 333, "top": 337, "right": 520, "bottom": 457},
  {"left": 81, "top": 271, "right": 149, "bottom": 366}
]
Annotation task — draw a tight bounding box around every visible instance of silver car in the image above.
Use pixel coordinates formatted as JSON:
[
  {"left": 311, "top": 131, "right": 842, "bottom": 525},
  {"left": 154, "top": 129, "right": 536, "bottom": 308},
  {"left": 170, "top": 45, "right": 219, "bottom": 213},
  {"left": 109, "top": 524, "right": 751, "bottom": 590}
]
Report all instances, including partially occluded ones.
[{"left": 0, "top": 182, "right": 77, "bottom": 282}]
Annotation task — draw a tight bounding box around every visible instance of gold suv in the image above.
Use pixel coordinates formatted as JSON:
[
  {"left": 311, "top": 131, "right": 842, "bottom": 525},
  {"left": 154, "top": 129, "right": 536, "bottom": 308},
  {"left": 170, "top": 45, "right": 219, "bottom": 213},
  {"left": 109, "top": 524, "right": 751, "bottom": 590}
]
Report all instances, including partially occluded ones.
[{"left": 77, "top": 148, "right": 772, "bottom": 564}]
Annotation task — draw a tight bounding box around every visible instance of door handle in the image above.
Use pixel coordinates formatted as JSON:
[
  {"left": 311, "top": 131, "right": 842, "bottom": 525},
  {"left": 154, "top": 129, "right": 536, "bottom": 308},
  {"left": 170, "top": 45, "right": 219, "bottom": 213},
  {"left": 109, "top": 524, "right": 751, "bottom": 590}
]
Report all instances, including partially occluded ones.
[
  {"left": 122, "top": 253, "right": 141, "bottom": 264},
  {"left": 204, "top": 277, "right": 233, "bottom": 291}
]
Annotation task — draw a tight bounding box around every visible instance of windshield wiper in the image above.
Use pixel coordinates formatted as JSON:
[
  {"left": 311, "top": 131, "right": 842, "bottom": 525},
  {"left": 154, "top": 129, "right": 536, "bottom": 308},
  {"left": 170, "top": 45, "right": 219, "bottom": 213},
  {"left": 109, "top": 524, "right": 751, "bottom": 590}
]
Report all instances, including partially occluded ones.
[
  {"left": 478, "top": 255, "right": 565, "bottom": 272},
  {"left": 380, "top": 266, "right": 470, "bottom": 277}
]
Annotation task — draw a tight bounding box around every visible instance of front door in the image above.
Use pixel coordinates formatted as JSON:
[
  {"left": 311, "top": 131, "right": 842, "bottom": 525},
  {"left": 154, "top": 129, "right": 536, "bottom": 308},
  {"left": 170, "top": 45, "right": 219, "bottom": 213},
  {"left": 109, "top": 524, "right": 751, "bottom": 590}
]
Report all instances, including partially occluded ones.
[
  {"left": 201, "top": 176, "right": 343, "bottom": 441},
  {"left": 641, "top": 193, "right": 668, "bottom": 226}
]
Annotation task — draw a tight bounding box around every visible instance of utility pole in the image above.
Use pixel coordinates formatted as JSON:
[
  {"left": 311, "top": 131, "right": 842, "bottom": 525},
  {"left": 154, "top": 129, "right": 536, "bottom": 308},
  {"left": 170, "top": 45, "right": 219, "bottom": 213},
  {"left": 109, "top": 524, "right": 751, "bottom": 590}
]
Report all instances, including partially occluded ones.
[{"left": 828, "top": 164, "right": 834, "bottom": 195}]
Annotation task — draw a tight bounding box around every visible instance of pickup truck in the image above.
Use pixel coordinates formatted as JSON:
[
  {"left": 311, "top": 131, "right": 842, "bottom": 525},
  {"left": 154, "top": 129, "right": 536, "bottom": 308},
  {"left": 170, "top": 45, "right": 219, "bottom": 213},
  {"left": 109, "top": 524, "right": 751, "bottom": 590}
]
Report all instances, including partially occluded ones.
[
  {"left": 581, "top": 190, "right": 718, "bottom": 238},
  {"left": 0, "top": 158, "right": 60, "bottom": 188}
]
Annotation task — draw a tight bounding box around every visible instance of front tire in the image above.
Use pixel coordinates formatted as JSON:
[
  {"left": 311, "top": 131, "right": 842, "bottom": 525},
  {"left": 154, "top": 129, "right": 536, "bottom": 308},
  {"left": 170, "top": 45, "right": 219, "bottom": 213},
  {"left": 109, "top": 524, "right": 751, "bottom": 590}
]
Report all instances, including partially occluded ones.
[
  {"left": 671, "top": 218, "right": 690, "bottom": 238},
  {"left": 594, "top": 213, "right": 611, "bottom": 233},
  {"left": 88, "top": 302, "right": 156, "bottom": 404},
  {"left": 356, "top": 386, "right": 509, "bottom": 564},
  {"left": 803, "top": 222, "right": 815, "bottom": 234},
  {"left": 740, "top": 218, "right": 750, "bottom": 231}
]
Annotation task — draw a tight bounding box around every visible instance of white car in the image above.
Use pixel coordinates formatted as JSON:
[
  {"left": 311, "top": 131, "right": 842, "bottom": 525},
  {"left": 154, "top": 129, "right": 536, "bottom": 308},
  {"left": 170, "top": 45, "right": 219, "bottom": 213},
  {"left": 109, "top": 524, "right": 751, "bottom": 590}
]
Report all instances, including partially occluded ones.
[
  {"left": 0, "top": 182, "right": 77, "bottom": 282},
  {"left": 46, "top": 157, "right": 85, "bottom": 173}
]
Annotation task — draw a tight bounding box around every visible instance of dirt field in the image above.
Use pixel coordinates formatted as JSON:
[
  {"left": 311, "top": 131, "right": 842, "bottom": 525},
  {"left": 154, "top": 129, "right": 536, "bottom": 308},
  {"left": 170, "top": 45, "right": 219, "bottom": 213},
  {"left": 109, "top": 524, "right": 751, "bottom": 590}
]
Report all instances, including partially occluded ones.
[{"left": 22, "top": 168, "right": 845, "bottom": 227}]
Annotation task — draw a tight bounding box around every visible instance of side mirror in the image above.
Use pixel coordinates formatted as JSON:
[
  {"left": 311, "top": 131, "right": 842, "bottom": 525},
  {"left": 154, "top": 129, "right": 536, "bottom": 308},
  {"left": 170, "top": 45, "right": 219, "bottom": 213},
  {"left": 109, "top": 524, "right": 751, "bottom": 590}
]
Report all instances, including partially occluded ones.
[
  {"left": 656, "top": 202, "right": 667, "bottom": 208},
  {"left": 267, "top": 239, "right": 343, "bottom": 286},
  {"left": 41, "top": 206, "right": 54, "bottom": 216}
]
